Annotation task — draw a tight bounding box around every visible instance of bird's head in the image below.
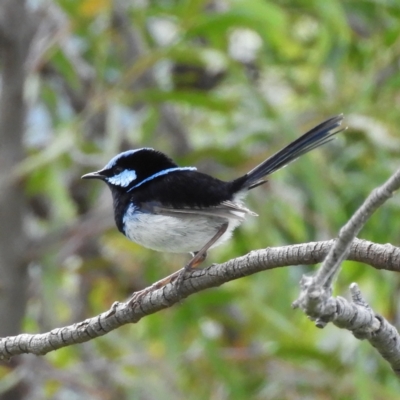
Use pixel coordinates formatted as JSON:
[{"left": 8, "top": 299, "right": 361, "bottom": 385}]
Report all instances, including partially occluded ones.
[{"left": 81, "top": 148, "right": 192, "bottom": 192}]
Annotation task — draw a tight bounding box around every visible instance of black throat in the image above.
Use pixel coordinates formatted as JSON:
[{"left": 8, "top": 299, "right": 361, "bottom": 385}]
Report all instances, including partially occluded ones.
[{"left": 109, "top": 188, "right": 132, "bottom": 234}]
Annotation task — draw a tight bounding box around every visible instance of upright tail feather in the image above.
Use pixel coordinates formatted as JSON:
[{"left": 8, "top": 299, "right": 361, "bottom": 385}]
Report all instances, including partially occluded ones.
[{"left": 233, "top": 114, "right": 345, "bottom": 190}]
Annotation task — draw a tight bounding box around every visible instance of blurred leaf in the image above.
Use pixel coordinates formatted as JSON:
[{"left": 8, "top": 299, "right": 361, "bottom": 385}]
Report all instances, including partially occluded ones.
[{"left": 79, "top": 0, "right": 111, "bottom": 17}]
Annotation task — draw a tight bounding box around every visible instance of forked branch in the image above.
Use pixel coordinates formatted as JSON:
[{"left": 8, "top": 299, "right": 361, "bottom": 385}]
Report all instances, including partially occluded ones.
[{"left": 293, "top": 167, "right": 400, "bottom": 375}]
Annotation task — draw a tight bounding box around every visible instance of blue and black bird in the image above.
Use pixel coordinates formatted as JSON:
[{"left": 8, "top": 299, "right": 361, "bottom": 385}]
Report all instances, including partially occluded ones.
[{"left": 82, "top": 115, "right": 344, "bottom": 285}]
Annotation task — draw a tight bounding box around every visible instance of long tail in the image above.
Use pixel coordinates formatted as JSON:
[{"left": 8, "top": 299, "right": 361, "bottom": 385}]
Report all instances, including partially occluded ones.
[{"left": 233, "top": 114, "right": 345, "bottom": 190}]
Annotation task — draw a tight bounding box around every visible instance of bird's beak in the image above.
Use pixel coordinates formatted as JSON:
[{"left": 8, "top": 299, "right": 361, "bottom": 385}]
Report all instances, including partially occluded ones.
[{"left": 81, "top": 171, "right": 106, "bottom": 180}]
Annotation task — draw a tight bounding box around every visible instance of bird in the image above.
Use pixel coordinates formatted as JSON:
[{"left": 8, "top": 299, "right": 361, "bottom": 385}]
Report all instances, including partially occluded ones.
[{"left": 82, "top": 114, "right": 344, "bottom": 294}]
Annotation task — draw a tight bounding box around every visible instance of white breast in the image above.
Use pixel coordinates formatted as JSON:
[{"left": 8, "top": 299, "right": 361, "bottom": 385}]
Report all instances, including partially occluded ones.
[{"left": 122, "top": 204, "right": 244, "bottom": 254}]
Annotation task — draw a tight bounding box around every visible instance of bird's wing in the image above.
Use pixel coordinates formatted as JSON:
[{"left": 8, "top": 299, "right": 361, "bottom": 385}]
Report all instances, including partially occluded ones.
[{"left": 142, "top": 200, "right": 257, "bottom": 221}]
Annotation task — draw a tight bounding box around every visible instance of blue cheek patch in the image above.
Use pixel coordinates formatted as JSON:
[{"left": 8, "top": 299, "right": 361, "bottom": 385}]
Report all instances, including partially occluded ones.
[{"left": 107, "top": 170, "right": 137, "bottom": 187}]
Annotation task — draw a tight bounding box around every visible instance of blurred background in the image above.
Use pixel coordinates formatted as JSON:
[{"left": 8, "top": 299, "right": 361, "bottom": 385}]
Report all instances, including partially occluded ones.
[{"left": 1, "top": 0, "right": 400, "bottom": 399}]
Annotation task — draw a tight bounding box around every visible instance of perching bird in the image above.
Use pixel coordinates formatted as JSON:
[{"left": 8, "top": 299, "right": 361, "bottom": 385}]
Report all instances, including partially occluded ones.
[{"left": 82, "top": 115, "right": 344, "bottom": 290}]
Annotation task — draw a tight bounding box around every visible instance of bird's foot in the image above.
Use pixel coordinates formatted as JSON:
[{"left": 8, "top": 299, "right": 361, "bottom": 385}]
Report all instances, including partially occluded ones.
[
  {"left": 173, "top": 265, "right": 192, "bottom": 295},
  {"left": 127, "top": 269, "right": 182, "bottom": 306},
  {"left": 128, "top": 242, "right": 217, "bottom": 306},
  {"left": 127, "top": 288, "right": 150, "bottom": 306},
  {"left": 173, "top": 222, "right": 228, "bottom": 295},
  {"left": 173, "top": 250, "right": 208, "bottom": 295}
]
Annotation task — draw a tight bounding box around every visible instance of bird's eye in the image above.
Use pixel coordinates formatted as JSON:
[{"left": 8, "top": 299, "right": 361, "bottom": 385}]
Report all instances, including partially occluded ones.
[{"left": 114, "top": 166, "right": 124, "bottom": 174}]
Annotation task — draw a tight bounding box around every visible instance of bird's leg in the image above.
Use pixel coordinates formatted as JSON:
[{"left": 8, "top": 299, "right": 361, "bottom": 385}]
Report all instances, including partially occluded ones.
[
  {"left": 128, "top": 222, "right": 228, "bottom": 305},
  {"left": 175, "top": 221, "right": 229, "bottom": 292},
  {"left": 127, "top": 269, "right": 182, "bottom": 305},
  {"left": 189, "top": 250, "right": 208, "bottom": 267}
]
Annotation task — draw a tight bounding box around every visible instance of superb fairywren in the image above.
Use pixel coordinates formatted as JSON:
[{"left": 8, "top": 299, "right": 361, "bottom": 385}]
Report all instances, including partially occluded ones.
[{"left": 82, "top": 115, "right": 344, "bottom": 290}]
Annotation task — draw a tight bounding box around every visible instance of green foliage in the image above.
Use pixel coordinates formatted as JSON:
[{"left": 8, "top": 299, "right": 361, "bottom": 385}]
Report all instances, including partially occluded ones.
[{"left": 11, "top": 0, "right": 400, "bottom": 398}]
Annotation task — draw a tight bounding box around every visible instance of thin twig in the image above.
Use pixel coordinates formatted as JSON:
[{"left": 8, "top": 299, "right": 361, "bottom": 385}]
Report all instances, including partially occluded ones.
[{"left": 317, "top": 167, "right": 400, "bottom": 288}]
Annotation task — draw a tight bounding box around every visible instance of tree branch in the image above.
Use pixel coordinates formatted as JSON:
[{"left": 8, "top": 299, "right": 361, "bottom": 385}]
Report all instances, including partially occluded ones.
[
  {"left": 0, "top": 238, "right": 399, "bottom": 360},
  {"left": 293, "top": 167, "right": 400, "bottom": 375}
]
